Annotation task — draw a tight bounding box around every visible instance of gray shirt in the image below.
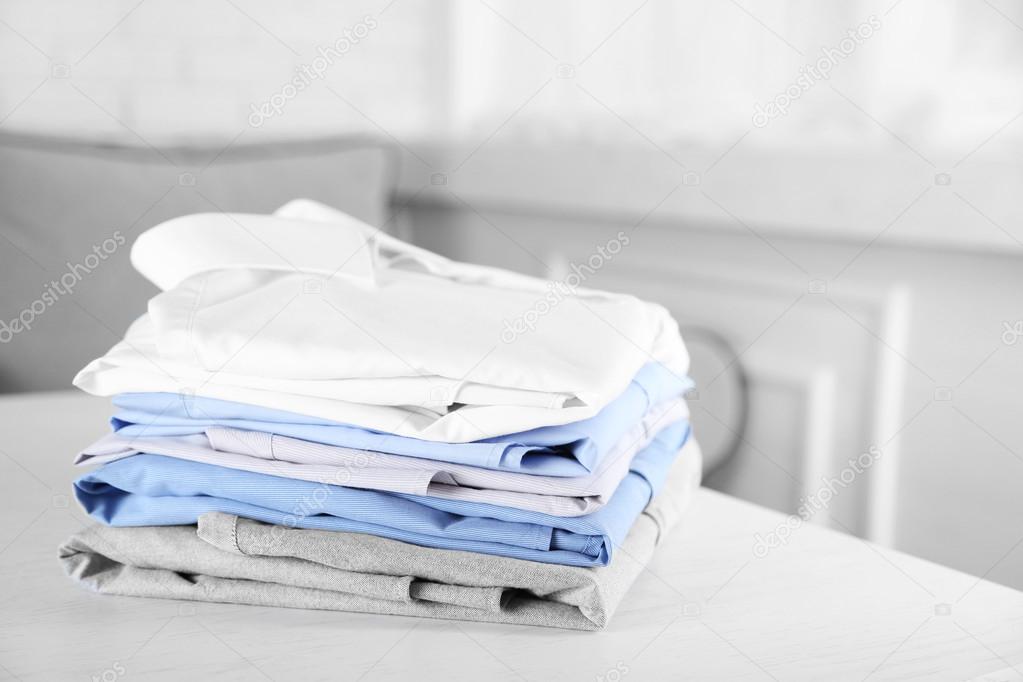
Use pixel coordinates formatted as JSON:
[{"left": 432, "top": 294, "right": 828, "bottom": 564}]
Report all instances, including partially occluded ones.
[{"left": 60, "top": 437, "right": 702, "bottom": 630}]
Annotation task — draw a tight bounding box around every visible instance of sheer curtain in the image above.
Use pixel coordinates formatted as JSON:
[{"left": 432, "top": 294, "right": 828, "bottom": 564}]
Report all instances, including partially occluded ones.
[
  {"left": 438, "top": 0, "right": 1023, "bottom": 154},
  {"left": 1, "top": 0, "right": 1019, "bottom": 155}
]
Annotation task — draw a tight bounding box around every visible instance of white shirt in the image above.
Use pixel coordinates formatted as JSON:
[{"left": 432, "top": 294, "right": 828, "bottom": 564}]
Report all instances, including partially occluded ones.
[{"left": 74, "top": 200, "right": 689, "bottom": 441}]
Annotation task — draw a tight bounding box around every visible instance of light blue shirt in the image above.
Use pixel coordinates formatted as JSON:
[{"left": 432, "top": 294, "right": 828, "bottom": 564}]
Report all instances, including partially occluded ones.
[
  {"left": 110, "top": 363, "right": 693, "bottom": 476},
  {"left": 75, "top": 420, "right": 690, "bottom": 567}
]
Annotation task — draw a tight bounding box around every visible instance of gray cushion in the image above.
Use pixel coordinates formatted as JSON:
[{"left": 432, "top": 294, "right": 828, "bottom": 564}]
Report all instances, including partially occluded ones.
[{"left": 0, "top": 133, "right": 394, "bottom": 392}]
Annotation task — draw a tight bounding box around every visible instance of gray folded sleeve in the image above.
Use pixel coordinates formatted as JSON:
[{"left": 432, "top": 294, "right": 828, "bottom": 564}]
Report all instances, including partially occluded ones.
[{"left": 59, "top": 440, "right": 701, "bottom": 631}]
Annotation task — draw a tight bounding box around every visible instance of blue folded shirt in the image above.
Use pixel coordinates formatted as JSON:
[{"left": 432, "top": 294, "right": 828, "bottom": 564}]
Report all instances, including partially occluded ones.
[
  {"left": 110, "top": 363, "right": 692, "bottom": 476},
  {"left": 74, "top": 419, "right": 691, "bottom": 567}
]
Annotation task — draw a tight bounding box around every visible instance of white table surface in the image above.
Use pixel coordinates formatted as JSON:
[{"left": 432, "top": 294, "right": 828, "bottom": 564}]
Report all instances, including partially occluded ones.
[{"left": 0, "top": 390, "right": 1021, "bottom": 682}]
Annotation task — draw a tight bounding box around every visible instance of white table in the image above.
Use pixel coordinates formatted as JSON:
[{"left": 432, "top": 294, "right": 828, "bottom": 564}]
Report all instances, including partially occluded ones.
[{"left": 0, "top": 391, "right": 1021, "bottom": 682}]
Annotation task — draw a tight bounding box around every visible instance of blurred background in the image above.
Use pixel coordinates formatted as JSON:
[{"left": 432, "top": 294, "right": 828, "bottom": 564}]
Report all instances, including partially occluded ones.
[{"left": 2, "top": 0, "right": 1022, "bottom": 589}]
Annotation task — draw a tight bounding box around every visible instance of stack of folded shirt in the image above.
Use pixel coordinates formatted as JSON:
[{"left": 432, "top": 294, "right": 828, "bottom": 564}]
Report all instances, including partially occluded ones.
[{"left": 59, "top": 199, "right": 702, "bottom": 631}]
